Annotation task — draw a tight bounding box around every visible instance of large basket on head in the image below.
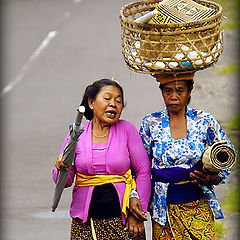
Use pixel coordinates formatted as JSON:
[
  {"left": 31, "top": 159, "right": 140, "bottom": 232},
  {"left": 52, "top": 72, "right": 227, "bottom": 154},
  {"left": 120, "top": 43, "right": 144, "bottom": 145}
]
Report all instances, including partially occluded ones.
[{"left": 120, "top": 0, "right": 224, "bottom": 74}]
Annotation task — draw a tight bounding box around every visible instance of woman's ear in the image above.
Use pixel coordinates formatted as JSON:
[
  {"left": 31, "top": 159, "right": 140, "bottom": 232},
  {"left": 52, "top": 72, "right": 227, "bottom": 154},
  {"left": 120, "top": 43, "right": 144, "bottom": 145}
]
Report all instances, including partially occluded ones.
[{"left": 88, "top": 98, "right": 94, "bottom": 110}]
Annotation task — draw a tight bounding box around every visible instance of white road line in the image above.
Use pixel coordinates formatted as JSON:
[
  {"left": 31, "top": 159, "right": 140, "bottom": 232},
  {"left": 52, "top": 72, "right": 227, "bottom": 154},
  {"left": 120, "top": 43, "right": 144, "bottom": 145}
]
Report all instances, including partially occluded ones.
[
  {"left": 1, "top": 30, "right": 58, "bottom": 96},
  {"left": 73, "top": 0, "right": 82, "bottom": 3}
]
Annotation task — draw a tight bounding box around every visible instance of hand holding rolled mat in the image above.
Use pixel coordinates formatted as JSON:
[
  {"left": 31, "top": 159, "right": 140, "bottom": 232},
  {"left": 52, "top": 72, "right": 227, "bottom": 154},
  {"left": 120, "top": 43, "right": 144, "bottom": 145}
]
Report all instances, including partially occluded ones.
[{"left": 202, "top": 141, "right": 237, "bottom": 173}]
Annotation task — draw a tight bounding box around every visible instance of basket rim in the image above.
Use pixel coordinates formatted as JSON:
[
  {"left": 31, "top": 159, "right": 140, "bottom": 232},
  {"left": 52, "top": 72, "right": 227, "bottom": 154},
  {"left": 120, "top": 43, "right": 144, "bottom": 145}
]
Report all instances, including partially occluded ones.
[
  {"left": 120, "top": 0, "right": 223, "bottom": 29},
  {"left": 121, "top": 17, "right": 221, "bottom": 36}
]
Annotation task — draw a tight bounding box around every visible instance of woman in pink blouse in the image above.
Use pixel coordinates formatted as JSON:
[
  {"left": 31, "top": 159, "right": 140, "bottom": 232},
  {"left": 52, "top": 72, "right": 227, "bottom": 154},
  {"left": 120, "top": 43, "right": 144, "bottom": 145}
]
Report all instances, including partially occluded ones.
[{"left": 53, "top": 79, "right": 151, "bottom": 240}]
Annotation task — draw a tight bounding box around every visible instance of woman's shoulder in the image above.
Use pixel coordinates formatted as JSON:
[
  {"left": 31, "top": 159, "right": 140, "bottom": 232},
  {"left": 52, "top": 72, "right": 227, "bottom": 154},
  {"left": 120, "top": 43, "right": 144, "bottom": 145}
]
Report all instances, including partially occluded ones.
[
  {"left": 116, "top": 119, "right": 136, "bottom": 129},
  {"left": 187, "top": 107, "right": 216, "bottom": 121},
  {"left": 142, "top": 109, "right": 165, "bottom": 123}
]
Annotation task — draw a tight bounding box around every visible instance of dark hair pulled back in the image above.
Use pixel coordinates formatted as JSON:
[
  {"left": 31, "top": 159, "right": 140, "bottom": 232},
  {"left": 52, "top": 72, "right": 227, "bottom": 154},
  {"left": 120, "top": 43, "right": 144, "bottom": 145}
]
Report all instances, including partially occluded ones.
[{"left": 80, "top": 78, "right": 124, "bottom": 120}]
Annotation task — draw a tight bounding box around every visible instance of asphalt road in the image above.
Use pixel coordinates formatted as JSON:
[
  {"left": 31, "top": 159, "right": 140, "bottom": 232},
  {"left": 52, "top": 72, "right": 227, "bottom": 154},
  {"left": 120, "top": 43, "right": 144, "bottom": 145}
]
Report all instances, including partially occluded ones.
[{"left": 1, "top": 0, "right": 238, "bottom": 239}]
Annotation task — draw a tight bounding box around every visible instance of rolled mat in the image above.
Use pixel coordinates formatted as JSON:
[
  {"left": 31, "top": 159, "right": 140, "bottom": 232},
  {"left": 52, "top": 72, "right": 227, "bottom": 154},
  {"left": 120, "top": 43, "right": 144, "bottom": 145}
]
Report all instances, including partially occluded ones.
[{"left": 202, "top": 141, "right": 237, "bottom": 172}]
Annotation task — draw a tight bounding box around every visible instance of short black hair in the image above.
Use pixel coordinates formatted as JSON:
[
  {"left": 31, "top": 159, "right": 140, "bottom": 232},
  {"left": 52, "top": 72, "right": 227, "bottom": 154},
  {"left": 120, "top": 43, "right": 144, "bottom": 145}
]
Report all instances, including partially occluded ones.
[
  {"left": 80, "top": 79, "right": 125, "bottom": 120},
  {"left": 159, "top": 80, "right": 194, "bottom": 105}
]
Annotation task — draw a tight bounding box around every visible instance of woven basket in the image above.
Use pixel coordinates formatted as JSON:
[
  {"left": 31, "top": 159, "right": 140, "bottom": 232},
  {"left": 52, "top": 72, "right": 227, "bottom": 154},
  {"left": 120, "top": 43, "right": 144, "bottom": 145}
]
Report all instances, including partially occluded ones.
[{"left": 120, "top": 0, "right": 224, "bottom": 74}]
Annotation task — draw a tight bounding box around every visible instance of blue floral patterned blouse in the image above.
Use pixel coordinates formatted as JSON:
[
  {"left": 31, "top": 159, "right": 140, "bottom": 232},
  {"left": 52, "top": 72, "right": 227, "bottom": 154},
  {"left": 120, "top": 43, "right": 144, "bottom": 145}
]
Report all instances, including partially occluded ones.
[{"left": 139, "top": 106, "right": 235, "bottom": 226}]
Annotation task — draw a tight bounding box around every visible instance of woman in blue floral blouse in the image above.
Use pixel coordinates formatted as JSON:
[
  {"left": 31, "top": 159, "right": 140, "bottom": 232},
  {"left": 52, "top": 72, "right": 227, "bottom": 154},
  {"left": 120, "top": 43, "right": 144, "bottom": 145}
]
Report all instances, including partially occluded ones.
[{"left": 130, "top": 71, "right": 236, "bottom": 240}]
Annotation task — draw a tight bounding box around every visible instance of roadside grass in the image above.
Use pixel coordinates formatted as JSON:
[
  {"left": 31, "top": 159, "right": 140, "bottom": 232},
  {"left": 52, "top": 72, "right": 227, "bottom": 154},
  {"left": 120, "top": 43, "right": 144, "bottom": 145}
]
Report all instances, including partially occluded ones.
[
  {"left": 216, "top": 116, "right": 240, "bottom": 239},
  {"left": 221, "top": 184, "right": 240, "bottom": 212},
  {"left": 214, "top": 63, "right": 238, "bottom": 75},
  {"left": 215, "top": 221, "right": 226, "bottom": 240},
  {"left": 225, "top": 115, "right": 240, "bottom": 130}
]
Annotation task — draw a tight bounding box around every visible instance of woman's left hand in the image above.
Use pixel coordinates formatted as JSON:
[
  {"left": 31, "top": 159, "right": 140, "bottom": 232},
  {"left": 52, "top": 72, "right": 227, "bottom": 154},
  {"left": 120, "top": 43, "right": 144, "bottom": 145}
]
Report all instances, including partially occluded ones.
[
  {"left": 124, "top": 214, "right": 145, "bottom": 238},
  {"left": 129, "top": 197, "right": 147, "bottom": 221},
  {"left": 190, "top": 167, "right": 222, "bottom": 186}
]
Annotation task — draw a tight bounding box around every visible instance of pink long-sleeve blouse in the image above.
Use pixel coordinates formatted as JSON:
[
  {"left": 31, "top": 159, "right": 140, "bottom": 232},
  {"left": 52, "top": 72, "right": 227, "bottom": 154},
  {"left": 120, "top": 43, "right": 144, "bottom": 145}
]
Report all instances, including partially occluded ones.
[{"left": 52, "top": 119, "right": 151, "bottom": 223}]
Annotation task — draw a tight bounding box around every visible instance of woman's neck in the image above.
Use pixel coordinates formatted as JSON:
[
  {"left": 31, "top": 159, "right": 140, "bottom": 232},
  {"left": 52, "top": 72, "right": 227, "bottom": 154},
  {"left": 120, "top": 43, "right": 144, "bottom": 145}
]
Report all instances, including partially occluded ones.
[
  {"left": 92, "top": 118, "right": 110, "bottom": 131},
  {"left": 92, "top": 118, "right": 111, "bottom": 143},
  {"left": 168, "top": 108, "right": 187, "bottom": 140},
  {"left": 168, "top": 108, "right": 186, "bottom": 120}
]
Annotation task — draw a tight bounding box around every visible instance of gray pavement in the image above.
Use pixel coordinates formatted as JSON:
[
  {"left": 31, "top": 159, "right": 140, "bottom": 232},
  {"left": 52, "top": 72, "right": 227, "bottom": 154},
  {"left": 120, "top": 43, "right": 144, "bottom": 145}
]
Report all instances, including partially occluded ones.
[{"left": 1, "top": 0, "right": 239, "bottom": 239}]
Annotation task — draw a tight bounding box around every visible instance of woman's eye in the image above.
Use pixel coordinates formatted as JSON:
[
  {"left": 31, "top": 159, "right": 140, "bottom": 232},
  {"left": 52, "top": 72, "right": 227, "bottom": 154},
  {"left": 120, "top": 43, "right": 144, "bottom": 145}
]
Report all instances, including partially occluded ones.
[{"left": 104, "top": 97, "right": 110, "bottom": 100}]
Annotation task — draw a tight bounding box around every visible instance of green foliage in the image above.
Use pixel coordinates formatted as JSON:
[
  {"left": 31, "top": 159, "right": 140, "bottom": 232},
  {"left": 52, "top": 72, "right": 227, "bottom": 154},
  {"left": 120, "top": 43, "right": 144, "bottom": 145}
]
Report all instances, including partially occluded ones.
[
  {"left": 215, "top": 221, "right": 226, "bottom": 239},
  {"left": 222, "top": 184, "right": 240, "bottom": 212},
  {"left": 215, "top": 63, "right": 238, "bottom": 75},
  {"left": 225, "top": 115, "right": 240, "bottom": 130}
]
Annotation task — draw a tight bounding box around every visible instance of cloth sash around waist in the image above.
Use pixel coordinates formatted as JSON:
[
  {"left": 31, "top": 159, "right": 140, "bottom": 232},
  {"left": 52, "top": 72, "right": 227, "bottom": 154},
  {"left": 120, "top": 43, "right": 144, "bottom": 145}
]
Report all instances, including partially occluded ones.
[
  {"left": 152, "top": 162, "right": 204, "bottom": 204},
  {"left": 75, "top": 169, "right": 136, "bottom": 217},
  {"left": 151, "top": 162, "right": 203, "bottom": 183}
]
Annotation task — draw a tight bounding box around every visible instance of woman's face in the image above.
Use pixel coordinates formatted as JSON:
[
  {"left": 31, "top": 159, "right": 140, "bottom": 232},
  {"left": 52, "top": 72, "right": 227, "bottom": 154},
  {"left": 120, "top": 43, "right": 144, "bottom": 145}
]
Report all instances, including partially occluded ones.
[
  {"left": 89, "top": 85, "right": 123, "bottom": 125},
  {"left": 162, "top": 80, "right": 191, "bottom": 113}
]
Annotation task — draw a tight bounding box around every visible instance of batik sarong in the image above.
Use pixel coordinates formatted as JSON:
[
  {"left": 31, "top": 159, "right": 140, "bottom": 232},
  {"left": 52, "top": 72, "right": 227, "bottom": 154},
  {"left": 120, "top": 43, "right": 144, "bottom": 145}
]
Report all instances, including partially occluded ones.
[
  {"left": 152, "top": 197, "right": 215, "bottom": 240},
  {"left": 71, "top": 216, "right": 146, "bottom": 240}
]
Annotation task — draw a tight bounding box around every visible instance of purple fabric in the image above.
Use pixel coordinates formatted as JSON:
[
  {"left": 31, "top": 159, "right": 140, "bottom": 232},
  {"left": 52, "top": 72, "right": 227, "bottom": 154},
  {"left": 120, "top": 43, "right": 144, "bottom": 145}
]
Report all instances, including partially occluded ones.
[
  {"left": 167, "top": 182, "right": 205, "bottom": 204},
  {"left": 152, "top": 162, "right": 203, "bottom": 183}
]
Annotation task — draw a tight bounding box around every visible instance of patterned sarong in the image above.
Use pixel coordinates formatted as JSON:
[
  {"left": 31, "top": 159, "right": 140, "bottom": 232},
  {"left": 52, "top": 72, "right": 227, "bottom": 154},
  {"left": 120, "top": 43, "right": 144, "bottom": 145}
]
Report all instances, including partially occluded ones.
[
  {"left": 152, "top": 197, "right": 215, "bottom": 240},
  {"left": 71, "top": 216, "right": 145, "bottom": 240}
]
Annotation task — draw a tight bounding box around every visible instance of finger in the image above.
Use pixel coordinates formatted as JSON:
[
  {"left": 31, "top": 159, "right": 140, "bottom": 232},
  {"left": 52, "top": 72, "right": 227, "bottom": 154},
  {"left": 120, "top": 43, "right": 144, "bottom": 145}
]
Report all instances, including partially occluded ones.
[
  {"left": 138, "top": 222, "right": 144, "bottom": 233},
  {"left": 133, "top": 226, "right": 139, "bottom": 238},
  {"left": 132, "top": 209, "right": 147, "bottom": 221},
  {"left": 202, "top": 167, "right": 208, "bottom": 174},
  {"left": 193, "top": 170, "right": 206, "bottom": 178},
  {"left": 131, "top": 205, "right": 147, "bottom": 221},
  {"left": 129, "top": 225, "right": 134, "bottom": 236},
  {"left": 124, "top": 221, "right": 129, "bottom": 231},
  {"left": 190, "top": 171, "right": 204, "bottom": 180},
  {"left": 191, "top": 180, "right": 198, "bottom": 184},
  {"left": 129, "top": 206, "right": 141, "bottom": 219},
  {"left": 131, "top": 210, "right": 147, "bottom": 221},
  {"left": 190, "top": 173, "right": 203, "bottom": 182},
  {"left": 58, "top": 160, "right": 68, "bottom": 170},
  {"left": 190, "top": 173, "right": 204, "bottom": 185}
]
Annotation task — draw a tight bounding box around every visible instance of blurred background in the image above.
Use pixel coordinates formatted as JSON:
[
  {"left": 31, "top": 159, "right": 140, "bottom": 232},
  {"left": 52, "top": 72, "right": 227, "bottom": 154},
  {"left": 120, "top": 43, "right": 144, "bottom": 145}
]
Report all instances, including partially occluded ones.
[{"left": 0, "top": 0, "right": 239, "bottom": 239}]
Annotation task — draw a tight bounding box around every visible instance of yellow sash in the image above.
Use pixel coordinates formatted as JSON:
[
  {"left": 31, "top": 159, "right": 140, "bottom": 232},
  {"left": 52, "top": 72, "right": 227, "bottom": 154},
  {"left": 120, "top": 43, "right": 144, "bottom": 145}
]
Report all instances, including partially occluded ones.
[{"left": 75, "top": 169, "right": 136, "bottom": 217}]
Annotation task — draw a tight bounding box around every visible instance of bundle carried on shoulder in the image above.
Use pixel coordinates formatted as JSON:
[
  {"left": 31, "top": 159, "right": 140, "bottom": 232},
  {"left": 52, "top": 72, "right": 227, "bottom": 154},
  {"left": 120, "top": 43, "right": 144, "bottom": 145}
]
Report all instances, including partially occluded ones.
[{"left": 120, "top": 0, "right": 224, "bottom": 74}]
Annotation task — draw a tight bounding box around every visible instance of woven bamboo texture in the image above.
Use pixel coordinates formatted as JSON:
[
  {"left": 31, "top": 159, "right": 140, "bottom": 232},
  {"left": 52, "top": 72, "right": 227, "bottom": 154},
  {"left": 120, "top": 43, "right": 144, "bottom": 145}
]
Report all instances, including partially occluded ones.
[{"left": 120, "top": 0, "right": 224, "bottom": 74}]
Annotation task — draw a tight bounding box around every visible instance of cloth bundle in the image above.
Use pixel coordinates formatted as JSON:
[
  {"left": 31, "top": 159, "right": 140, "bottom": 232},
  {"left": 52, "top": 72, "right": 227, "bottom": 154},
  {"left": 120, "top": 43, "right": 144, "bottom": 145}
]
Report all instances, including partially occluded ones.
[
  {"left": 148, "top": 0, "right": 215, "bottom": 24},
  {"left": 202, "top": 141, "right": 237, "bottom": 172}
]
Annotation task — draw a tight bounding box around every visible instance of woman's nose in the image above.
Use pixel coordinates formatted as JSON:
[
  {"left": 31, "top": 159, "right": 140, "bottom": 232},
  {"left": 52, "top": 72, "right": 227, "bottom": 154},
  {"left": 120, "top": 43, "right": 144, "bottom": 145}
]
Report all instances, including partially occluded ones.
[
  {"left": 170, "top": 91, "right": 178, "bottom": 99},
  {"left": 109, "top": 99, "right": 116, "bottom": 107}
]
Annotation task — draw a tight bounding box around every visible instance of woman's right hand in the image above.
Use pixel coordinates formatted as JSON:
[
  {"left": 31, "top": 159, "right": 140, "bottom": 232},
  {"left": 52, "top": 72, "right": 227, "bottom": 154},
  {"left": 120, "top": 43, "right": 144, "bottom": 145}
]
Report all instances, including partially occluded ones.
[{"left": 55, "top": 154, "right": 68, "bottom": 171}]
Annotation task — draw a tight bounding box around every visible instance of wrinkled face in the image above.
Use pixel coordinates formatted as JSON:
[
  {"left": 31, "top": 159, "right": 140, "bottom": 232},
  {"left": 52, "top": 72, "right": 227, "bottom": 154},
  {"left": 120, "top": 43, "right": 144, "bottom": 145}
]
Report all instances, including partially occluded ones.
[
  {"left": 162, "top": 80, "right": 191, "bottom": 113},
  {"left": 88, "top": 85, "right": 123, "bottom": 125}
]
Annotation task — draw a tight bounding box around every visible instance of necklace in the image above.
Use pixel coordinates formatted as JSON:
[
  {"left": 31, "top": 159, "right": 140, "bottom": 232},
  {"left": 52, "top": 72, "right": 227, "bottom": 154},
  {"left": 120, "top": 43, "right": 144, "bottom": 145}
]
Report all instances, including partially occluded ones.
[{"left": 92, "top": 130, "right": 109, "bottom": 138}]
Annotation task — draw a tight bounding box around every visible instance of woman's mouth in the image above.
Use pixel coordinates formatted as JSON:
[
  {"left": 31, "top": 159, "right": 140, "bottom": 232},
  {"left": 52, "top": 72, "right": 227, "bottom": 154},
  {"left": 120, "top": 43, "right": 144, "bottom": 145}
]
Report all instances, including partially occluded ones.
[
  {"left": 106, "top": 110, "right": 117, "bottom": 118},
  {"left": 169, "top": 104, "right": 178, "bottom": 107}
]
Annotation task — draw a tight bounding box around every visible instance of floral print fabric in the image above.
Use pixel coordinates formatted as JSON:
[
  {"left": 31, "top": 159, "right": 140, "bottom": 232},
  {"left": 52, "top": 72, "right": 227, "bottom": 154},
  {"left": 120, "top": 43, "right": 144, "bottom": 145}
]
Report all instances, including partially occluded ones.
[{"left": 139, "top": 106, "right": 234, "bottom": 226}]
